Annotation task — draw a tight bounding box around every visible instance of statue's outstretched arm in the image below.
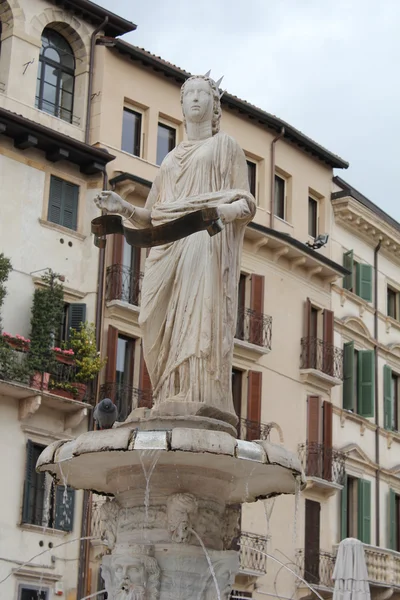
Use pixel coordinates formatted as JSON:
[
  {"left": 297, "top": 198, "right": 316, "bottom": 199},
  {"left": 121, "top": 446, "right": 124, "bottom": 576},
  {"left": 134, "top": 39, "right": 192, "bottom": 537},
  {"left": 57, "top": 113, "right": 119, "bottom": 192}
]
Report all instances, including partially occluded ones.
[{"left": 94, "top": 191, "right": 152, "bottom": 228}]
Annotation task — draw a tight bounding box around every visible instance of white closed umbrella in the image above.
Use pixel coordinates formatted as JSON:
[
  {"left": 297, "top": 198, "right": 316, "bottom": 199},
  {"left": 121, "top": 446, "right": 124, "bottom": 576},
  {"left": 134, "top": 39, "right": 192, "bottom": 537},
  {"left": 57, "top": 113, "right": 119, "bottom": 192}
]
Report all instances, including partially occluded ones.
[{"left": 333, "top": 538, "right": 371, "bottom": 600}]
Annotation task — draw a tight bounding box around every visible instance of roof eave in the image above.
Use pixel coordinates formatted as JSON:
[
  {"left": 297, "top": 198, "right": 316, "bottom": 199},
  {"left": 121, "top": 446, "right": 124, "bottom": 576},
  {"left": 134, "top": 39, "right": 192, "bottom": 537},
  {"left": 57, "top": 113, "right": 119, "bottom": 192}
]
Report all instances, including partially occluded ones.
[{"left": 48, "top": 0, "right": 136, "bottom": 37}]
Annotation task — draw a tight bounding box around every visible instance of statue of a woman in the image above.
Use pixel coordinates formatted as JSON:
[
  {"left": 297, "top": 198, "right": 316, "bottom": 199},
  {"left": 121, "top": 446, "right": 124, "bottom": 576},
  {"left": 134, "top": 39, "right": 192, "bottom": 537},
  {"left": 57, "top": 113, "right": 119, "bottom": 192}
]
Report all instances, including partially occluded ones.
[{"left": 95, "top": 75, "right": 256, "bottom": 426}]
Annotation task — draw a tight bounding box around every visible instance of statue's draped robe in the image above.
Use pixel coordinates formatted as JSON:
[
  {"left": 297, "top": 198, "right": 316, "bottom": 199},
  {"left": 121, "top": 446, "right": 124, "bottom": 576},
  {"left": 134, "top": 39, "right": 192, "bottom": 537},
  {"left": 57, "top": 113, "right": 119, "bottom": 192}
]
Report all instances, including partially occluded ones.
[{"left": 139, "top": 132, "right": 256, "bottom": 415}]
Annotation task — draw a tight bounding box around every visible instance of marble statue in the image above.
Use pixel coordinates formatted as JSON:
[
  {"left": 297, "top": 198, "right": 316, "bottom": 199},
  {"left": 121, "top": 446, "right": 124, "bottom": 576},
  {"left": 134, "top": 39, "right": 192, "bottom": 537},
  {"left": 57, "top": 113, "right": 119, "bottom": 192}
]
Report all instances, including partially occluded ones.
[
  {"left": 167, "top": 493, "right": 198, "bottom": 543},
  {"left": 102, "top": 546, "right": 161, "bottom": 600},
  {"left": 94, "top": 74, "right": 256, "bottom": 425}
]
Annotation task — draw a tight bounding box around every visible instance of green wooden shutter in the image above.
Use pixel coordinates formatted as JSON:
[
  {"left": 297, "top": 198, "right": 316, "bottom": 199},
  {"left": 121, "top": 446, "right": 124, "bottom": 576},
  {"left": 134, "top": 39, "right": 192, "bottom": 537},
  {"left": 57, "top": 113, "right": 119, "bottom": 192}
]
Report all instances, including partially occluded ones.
[
  {"left": 356, "top": 264, "right": 373, "bottom": 302},
  {"left": 341, "top": 473, "right": 348, "bottom": 540},
  {"left": 343, "top": 342, "right": 354, "bottom": 410},
  {"left": 358, "top": 350, "right": 374, "bottom": 417},
  {"left": 389, "top": 488, "right": 397, "bottom": 550},
  {"left": 384, "top": 365, "right": 393, "bottom": 430},
  {"left": 67, "top": 303, "right": 86, "bottom": 339},
  {"left": 62, "top": 181, "right": 79, "bottom": 231},
  {"left": 54, "top": 485, "right": 75, "bottom": 532},
  {"left": 48, "top": 176, "right": 63, "bottom": 225},
  {"left": 22, "top": 439, "right": 34, "bottom": 523},
  {"left": 343, "top": 250, "right": 354, "bottom": 291},
  {"left": 358, "top": 479, "right": 371, "bottom": 544}
]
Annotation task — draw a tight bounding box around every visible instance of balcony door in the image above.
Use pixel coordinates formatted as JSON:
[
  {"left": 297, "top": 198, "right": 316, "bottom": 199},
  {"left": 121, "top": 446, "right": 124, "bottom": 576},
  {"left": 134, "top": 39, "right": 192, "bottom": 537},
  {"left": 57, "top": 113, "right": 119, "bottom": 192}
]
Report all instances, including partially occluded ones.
[
  {"left": 122, "top": 237, "right": 141, "bottom": 305},
  {"left": 304, "top": 499, "right": 320, "bottom": 584},
  {"left": 116, "top": 335, "right": 135, "bottom": 420}
]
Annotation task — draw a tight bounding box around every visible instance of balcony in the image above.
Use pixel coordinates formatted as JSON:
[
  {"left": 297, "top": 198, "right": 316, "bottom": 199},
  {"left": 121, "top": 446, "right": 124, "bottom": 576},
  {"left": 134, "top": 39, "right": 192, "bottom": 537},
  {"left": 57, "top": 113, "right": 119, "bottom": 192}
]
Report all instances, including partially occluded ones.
[
  {"left": 297, "top": 549, "right": 335, "bottom": 591},
  {"left": 106, "top": 265, "right": 143, "bottom": 306},
  {"left": 298, "top": 443, "right": 346, "bottom": 496},
  {"left": 300, "top": 337, "right": 343, "bottom": 388},
  {"left": 234, "top": 308, "right": 272, "bottom": 361},
  {"left": 238, "top": 531, "right": 268, "bottom": 576},
  {"left": 99, "top": 382, "right": 152, "bottom": 421},
  {"left": 238, "top": 418, "right": 271, "bottom": 442}
]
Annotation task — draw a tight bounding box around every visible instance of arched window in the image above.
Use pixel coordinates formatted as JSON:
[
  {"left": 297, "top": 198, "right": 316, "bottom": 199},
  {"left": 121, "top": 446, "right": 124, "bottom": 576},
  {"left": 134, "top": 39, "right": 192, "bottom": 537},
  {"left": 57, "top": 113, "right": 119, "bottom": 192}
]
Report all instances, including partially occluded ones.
[{"left": 36, "top": 28, "right": 75, "bottom": 123}]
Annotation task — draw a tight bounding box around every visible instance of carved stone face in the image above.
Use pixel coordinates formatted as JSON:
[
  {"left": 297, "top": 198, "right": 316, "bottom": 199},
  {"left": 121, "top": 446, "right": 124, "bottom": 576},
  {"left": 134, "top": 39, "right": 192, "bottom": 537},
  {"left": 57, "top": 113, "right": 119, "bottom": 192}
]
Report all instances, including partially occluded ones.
[
  {"left": 113, "top": 557, "right": 147, "bottom": 600},
  {"left": 182, "top": 78, "right": 213, "bottom": 124}
]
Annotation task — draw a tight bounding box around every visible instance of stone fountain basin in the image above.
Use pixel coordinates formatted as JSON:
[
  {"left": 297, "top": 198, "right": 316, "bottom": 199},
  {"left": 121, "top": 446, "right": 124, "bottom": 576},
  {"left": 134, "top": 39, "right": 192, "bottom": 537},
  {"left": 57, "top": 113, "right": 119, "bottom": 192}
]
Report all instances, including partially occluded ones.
[{"left": 37, "top": 427, "right": 305, "bottom": 503}]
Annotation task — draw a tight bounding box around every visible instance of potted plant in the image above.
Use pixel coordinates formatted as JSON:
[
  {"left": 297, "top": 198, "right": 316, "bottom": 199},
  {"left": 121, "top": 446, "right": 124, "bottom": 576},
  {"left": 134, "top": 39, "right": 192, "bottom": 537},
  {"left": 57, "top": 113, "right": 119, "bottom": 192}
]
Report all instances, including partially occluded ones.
[
  {"left": 49, "top": 379, "right": 79, "bottom": 400},
  {"left": 2, "top": 332, "right": 30, "bottom": 352},
  {"left": 69, "top": 322, "right": 106, "bottom": 401},
  {"left": 28, "top": 270, "right": 65, "bottom": 391},
  {"left": 52, "top": 346, "right": 75, "bottom": 365}
]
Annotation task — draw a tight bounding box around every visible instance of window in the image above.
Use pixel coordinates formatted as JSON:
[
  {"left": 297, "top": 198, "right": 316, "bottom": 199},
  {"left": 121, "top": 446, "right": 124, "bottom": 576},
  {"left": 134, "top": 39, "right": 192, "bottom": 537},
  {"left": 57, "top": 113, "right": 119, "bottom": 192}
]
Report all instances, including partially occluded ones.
[
  {"left": 343, "top": 342, "right": 374, "bottom": 417},
  {"left": 387, "top": 286, "right": 399, "bottom": 320},
  {"left": 383, "top": 365, "right": 400, "bottom": 431},
  {"left": 274, "top": 174, "right": 285, "bottom": 219},
  {"left": 115, "top": 335, "right": 135, "bottom": 420},
  {"left": 232, "top": 368, "right": 243, "bottom": 428},
  {"left": 156, "top": 123, "right": 176, "bottom": 165},
  {"left": 304, "top": 499, "right": 321, "bottom": 583},
  {"left": 230, "top": 593, "right": 252, "bottom": 600},
  {"left": 341, "top": 475, "right": 371, "bottom": 543},
  {"left": 343, "top": 250, "right": 373, "bottom": 302},
  {"left": 22, "top": 440, "right": 75, "bottom": 531},
  {"left": 246, "top": 160, "right": 256, "bottom": 197},
  {"left": 47, "top": 175, "right": 79, "bottom": 231},
  {"left": 18, "top": 585, "right": 49, "bottom": 600},
  {"left": 389, "top": 489, "right": 400, "bottom": 551},
  {"left": 57, "top": 302, "right": 86, "bottom": 345},
  {"left": 235, "top": 273, "right": 265, "bottom": 346},
  {"left": 122, "top": 108, "right": 142, "bottom": 156},
  {"left": 36, "top": 28, "right": 75, "bottom": 123},
  {"left": 122, "top": 238, "right": 142, "bottom": 305},
  {"left": 308, "top": 197, "right": 318, "bottom": 238}
]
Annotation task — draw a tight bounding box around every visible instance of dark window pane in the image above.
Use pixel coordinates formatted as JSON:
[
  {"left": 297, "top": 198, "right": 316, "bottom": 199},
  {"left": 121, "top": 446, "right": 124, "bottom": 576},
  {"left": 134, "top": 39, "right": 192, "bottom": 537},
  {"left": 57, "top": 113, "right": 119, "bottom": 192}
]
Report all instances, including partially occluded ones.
[
  {"left": 392, "top": 374, "right": 399, "bottom": 431},
  {"left": 156, "top": 123, "right": 176, "bottom": 165},
  {"left": 274, "top": 175, "right": 285, "bottom": 219},
  {"left": 247, "top": 161, "right": 256, "bottom": 197},
  {"left": 43, "top": 46, "right": 60, "bottom": 63},
  {"left": 44, "top": 63, "right": 58, "bottom": 86},
  {"left": 20, "top": 587, "right": 48, "bottom": 600},
  {"left": 308, "top": 197, "right": 318, "bottom": 238},
  {"left": 42, "top": 82, "right": 57, "bottom": 108},
  {"left": 122, "top": 108, "right": 142, "bottom": 156},
  {"left": 116, "top": 335, "right": 135, "bottom": 420},
  {"left": 388, "top": 288, "right": 397, "bottom": 319}
]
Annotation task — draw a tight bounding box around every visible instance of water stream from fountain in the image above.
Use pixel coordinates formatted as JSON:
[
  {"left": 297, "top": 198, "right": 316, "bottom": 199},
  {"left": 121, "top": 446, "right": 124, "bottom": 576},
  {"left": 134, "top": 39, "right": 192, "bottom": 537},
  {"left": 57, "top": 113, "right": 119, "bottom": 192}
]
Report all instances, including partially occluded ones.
[
  {"left": 292, "top": 476, "right": 301, "bottom": 549},
  {"left": 138, "top": 449, "right": 161, "bottom": 528},
  {"left": 189, "top": 528, "right": 221, "bottom": 600},
  {"left": 79, "top": 590, "right": 106, "bottom": 600}
]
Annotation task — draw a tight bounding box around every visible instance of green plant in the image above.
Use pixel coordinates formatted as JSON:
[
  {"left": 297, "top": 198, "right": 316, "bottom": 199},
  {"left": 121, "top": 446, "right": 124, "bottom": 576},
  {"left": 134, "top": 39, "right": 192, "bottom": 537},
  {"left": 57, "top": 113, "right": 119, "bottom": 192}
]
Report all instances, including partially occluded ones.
[
  {"left": 69, "top": 322, "right": 106, "bottom": 382},
  {"left": 49, "top": 379, "right": 78, "bottom": 398},
  {"left": 28, "top": 270, "right": 65, "bottom": 373},
  {"left": 0, "top": 253, "right": 12, "bottom": 333},
  {"left": 0, "top": 344, "right": 31, "bottom": 383}
]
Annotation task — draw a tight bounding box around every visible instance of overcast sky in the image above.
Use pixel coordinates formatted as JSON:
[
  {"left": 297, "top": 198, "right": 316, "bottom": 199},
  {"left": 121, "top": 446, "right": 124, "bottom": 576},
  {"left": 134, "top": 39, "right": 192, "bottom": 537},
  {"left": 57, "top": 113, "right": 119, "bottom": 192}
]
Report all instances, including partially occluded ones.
[{"left": 97, "top": 0, "right": 400, "bottom": 220}]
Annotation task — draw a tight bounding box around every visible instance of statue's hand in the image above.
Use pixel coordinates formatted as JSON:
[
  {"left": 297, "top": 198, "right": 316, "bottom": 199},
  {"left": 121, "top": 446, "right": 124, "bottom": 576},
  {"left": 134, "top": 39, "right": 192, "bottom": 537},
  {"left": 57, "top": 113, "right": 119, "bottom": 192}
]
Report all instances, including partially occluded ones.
[
  {"left": 94, "top": 191, "right": 126, "bottom": 215},
  {"left": 218, "top": 203, "right": 240, "bottom": 224}
]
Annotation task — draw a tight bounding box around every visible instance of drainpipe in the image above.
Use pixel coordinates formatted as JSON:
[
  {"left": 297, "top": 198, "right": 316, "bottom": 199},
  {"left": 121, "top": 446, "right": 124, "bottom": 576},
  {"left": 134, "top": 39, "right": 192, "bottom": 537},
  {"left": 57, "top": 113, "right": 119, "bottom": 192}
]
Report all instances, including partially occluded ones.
[
  {"left": 85, "top": 17, "right": 109, "bottom": 144},
  {"left": 269, "top": 127, "right": 285, "bottom": 229},
  {"left": 374, "top": 238, "right": 382, "bottom": 547},
  {"left": 76, "top": 168, "right": 109, "bottom": 599}
]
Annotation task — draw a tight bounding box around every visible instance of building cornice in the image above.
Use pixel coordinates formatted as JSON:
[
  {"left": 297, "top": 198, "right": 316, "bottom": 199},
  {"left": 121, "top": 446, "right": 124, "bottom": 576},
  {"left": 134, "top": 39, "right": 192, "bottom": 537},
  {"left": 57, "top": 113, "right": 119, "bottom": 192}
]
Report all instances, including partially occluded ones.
[
  {"left": 0, "top": 107, "right": 115, "bottom": 174},
  {"left": 47, "top": 0, "right": 137, "bottom": 36}
]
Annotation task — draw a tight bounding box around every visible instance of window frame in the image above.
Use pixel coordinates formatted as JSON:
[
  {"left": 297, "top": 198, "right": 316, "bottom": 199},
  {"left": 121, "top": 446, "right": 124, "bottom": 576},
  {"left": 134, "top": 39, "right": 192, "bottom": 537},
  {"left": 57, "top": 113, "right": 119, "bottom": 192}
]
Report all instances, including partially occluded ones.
[
  {"left": 18, "top": 583, "right": 50, "bottom": 600},
  {"left": 308, "top": 196, "right": 318, "bottom": 238},
  {"left": 387, "top": 285, "right": 399, "bottom": 320},
  {"left": 156, "top": 121, "right": 176, "bottom": 166},
  {"left": 246, "top": 159, "right": 257, "bottom": 199},
  {"left": 121, "top": 106, "right": 143, "bottom": 157},
  {"left": 274, "top": 173, "right": 286, "bottom": 220},
  {"left": 47, "top": 174, "right": 80, "bottom": 232}
]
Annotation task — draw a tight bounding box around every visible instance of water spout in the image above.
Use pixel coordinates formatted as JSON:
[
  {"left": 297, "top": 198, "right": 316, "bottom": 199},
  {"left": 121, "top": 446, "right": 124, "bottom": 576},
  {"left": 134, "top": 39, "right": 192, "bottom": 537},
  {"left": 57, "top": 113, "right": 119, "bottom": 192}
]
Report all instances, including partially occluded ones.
[{"left": 189, "top": 527, "right": 221, "bottom": 600}]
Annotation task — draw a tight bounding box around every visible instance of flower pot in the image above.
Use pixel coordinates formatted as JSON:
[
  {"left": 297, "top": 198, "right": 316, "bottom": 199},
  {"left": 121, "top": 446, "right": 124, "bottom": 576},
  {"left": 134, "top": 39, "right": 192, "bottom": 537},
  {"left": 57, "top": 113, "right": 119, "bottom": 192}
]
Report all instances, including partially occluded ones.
[
  {"left": 30, "top": 371, "right": 50, "bottom": 391},
  {"left": 51, "top": 388, "right": 75, "bottom": 400},
  {"left": 73, "top": 382, "right": 87, "bottom": 401},
  {"left": 5, "top": 340, "right": 29, "bottom": 353},
  {"left": 54, "top": 354, "right": 75, "bottom": 366}
]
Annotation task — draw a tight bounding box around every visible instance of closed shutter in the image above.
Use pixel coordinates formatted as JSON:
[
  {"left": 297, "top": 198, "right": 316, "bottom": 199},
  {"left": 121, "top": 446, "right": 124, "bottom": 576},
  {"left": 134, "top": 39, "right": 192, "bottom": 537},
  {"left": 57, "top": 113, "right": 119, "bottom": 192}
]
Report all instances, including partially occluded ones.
[
  {"left": 322, "top": 309, "right": 334, "bottom": 376},
  {"left": 139, "top": 345, "right": 153, "bottom": 408},
  {"left": 323, "top": 401, "right": 333, "bottom": 481},
  {"left": 389, "top": 489, "right": 397, "bottom": 551},
  {"left": 246, "top": 371, "right": 262, "bottom": 441},
  {"left": 249, "top": 274, "right": 264, "bottom": 345},
  {"left": 48, "top": 176, "right": 63, "bottom": 225},
  {"left": 304, "top": 298, "right": 312, "bottom": 368},
  {"left": 22, "top": 439, "right": 34, "bottom": 523},
  {"left": 384, "top": 365, "right": 393, "bottom": 430},
  {"left": 67, "top": 303, "right": 86, "bottom": 339},
  {"left": 343, "top": 250, "right": 354, "bottom": 291},
  {"left": 307, "top": 395, "right": 321, "bottom": 477},
  {"left": 356, "top": 264, "right": 373, "bottom": 302},
  {"left": 358, "top": 479, "right": 371, "bottom": 544},
  {"left": 105, "top": 325, "right": 118, "bottom": 403},
  {"left": 304, "top": 500, "right": 320, "bottom": 584},
  {"left": 54, "top": 485, "right": 75, "bottom": 532},
  {"left": 358, "top": 350, "right": 374, "bottom": 417},
  {"left": 341, "top": 474, "right": 348, "bottom": 540},
  {"left": 63, "top": 182, "right": 79, "bottom": 231},
  {"left": 343, "top": 341, "right": 354, "bottom": 410}
]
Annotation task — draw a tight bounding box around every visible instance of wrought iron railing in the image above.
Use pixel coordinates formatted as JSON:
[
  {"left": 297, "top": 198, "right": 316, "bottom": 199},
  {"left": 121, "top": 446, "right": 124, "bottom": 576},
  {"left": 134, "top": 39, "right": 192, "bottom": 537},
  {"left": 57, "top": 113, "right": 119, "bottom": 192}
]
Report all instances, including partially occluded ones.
[
  {"left": 105, "top": 264, "right": 144, "bottom": 306},
  {"left": 235, "top": 308, "right": 272, "bottom": 350},
  {"left": 297, "top": 549, "right": 335, "bottom": 587},
  {"left": 35, "top": 96, "right": 80, "bottom": 125},
  {"left": 99, "top": 382, "right": 152, "bottom": 421},
  {"left": 298, "top": 443, "right": 346, "bottom": 485},
  {"left": 238, "top": 531, "right": 268, "bottom": 575},
  {"left": 239, "top": 418, "right": 271, "bottom": 442},
  {"left": 300, "top": 337, "right": 343, "bottom": 379}
]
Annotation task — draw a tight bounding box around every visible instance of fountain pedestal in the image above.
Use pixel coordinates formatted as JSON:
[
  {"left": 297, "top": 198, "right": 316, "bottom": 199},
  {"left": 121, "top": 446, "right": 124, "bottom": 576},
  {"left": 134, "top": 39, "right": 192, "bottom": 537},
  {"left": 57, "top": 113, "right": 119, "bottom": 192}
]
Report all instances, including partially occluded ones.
[{"left": 37, "top": 424, "right": 304, "bottom": 599}]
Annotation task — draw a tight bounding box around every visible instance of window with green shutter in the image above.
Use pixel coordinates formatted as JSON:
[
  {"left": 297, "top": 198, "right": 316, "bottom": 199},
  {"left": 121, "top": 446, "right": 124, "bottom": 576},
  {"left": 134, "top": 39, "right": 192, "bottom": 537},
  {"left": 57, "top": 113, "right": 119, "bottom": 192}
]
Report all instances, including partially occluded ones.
[
  {"left": 48, "top": 175, "right": 79, "bottom": 231},
  {"left": 343, "top": 250, "right": 354, "bottom": 291},
  {"left": 357, "top": 350, "right": 374, "bottom": 418},
  {"left": 358, "top": 479, "right": 371, "bottom": 544},
  {"left": 356, "top": 263, "right": 373, "bottom": 303},
  {"left": 343, "top": 341, "right": 355, "bottom": 410},
  {"left": 384, "top": 365, "right": 393, "bottom": 430},
  {"left": 54, "top": 485, "right": 75, "bottom": 532}
]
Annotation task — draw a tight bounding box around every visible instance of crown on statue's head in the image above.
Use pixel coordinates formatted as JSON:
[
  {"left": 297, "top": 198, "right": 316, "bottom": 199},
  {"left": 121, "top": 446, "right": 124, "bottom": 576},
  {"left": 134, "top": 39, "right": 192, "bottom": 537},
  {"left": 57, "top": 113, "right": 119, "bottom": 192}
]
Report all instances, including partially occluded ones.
[{"left": 204, "top": 70, "right": 226, "bottom": 99}]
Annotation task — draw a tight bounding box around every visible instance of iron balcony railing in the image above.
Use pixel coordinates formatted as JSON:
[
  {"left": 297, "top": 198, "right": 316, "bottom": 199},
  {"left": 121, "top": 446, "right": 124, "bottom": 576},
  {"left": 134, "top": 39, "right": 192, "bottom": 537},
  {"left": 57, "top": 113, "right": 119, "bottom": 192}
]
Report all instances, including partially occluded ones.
[
  {"left": 106, "top": 264, "right": 144, "bottom": 306},
  {"left": 298, "top": 443, "right": 346, "bottom": 486},
  {"left": 239, "top": 418, "right": 271, "bottom": 442},
  {"left": 300, "top": 336, "right": 343, "bottom": 380},
  {"left": 99, "top": 382, "right": 152, "bottom": 422},
  {"left": 235, "top": 308, "right": 272, "bottom": 350},
  {"left": 297, "top": 549, "right": 335, "bottom": 587},
  {"left": 238, "top": 531, "right": 268, "bottom": 575}
]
